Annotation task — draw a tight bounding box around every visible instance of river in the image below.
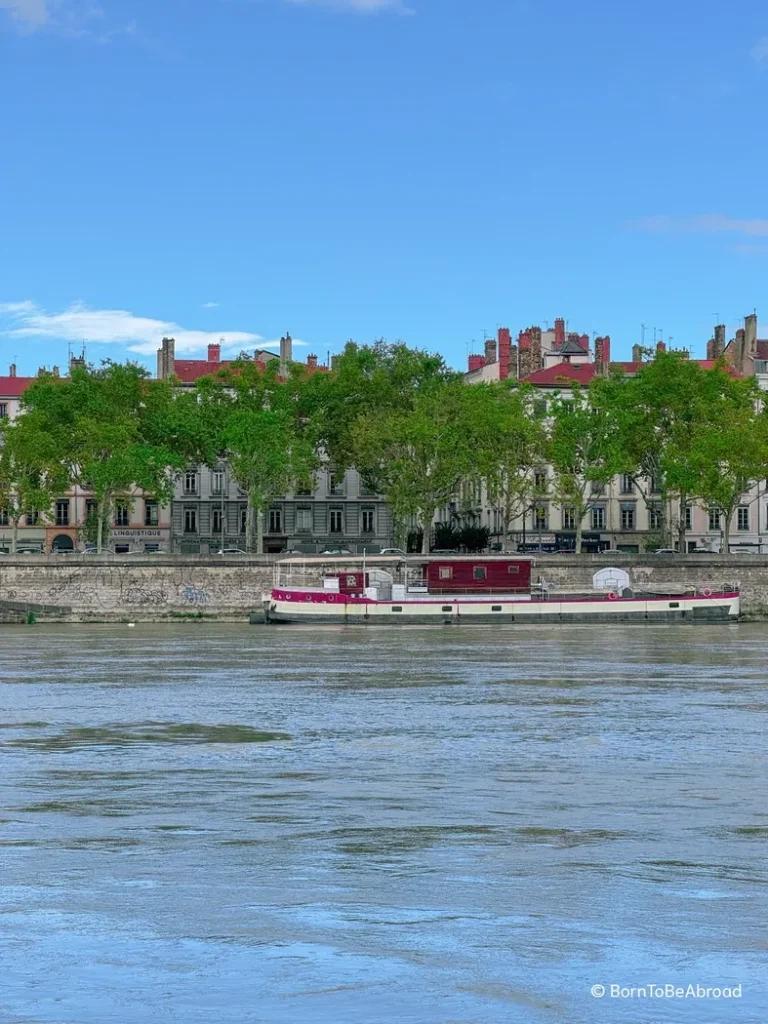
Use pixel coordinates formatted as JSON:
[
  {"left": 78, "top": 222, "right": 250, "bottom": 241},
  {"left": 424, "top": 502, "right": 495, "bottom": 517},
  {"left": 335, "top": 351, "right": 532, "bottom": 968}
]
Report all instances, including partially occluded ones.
[{"left": 1, "top": 623, "right": 766, "bottom": 1023}]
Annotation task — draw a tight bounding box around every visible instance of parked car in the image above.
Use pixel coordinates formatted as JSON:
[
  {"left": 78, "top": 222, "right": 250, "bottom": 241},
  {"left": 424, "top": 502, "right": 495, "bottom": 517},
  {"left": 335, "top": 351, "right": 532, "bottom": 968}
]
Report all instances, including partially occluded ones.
[
  {"left": 321, "top": 548, "right": 352, "bottom": 556},
  {"left": 654, "top": 548, "right": 677, "bottom": 554},
  {"left": 380, "top": 548, "right": 407, "bottom": 556},
  {"left": 430, "top": 548, "right": 458, "bottom": 555},
  {"left": 217, "top": 548, "right": 247, "bottom": 555}
]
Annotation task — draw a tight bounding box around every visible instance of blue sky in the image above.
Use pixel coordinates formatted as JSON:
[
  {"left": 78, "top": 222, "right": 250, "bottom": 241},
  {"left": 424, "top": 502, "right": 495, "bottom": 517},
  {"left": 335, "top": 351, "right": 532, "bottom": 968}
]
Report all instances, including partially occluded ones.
[{"left": 2, "top": 0, "right": 768, "bottom": 374}]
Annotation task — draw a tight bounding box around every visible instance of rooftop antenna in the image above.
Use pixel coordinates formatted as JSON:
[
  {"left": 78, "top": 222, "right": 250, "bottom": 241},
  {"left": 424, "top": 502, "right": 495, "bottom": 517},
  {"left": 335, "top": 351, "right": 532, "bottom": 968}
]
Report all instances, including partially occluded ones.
[{"left": 641, "top": 323, "right": 647, "bottom": 345}]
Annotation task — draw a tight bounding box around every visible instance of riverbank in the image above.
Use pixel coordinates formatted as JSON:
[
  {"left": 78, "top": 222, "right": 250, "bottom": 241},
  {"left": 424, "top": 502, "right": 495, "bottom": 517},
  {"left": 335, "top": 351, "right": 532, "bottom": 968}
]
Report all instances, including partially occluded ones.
[{"left": 0, "top": 553, "right": 766, "bottom": 622}]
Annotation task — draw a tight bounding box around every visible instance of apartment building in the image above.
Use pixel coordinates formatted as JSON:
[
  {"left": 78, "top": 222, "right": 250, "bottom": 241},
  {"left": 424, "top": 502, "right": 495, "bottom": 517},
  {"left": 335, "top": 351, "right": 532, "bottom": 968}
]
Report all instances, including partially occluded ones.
[
  {"left": 461, "top": 315, "right": 768, "bottom": 553},
  {"left": 160, "top": 336, "right": 393, "bottom": 554}
]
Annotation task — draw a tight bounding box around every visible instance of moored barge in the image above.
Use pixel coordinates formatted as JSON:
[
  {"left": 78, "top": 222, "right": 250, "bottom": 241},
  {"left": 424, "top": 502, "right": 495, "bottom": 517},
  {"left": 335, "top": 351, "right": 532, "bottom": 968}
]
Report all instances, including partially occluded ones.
[{"left": 266, "top": 556, "right": 740, "bottom": 624}]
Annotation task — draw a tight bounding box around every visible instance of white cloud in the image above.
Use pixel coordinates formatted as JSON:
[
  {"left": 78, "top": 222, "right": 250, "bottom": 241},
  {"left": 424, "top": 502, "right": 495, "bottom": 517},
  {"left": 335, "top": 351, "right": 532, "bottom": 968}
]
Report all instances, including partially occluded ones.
[
  {"left": 0, "top": 0, "right": 49, "bottom": 27},
  {"left": 752, "top": 37, "right": 768, "bottom": 64},
  {"left": 201, "top": 301, "right": 220, "bottom": 309},
  {"left": 284, "top": 0, "right": 413, "bottom": 12},
  {"left": 0, "top": 301, "right": 281, "bottom": 357},
  {"left": 633, "top": 214, "right": 768, "bottom": 237}
]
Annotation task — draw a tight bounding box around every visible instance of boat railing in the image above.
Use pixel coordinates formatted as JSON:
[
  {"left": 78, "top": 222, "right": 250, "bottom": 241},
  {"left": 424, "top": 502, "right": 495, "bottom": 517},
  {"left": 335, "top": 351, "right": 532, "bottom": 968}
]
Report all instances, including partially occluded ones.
[{"left": 535, "top": 581, "right": 738, "bottom": 600}]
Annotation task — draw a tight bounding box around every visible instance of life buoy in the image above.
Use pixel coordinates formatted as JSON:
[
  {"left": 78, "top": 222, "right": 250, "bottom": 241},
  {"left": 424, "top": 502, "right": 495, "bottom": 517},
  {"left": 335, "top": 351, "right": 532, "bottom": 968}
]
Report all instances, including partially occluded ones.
[
  {"left": 607, "top": 591, "right": 619, "bottom": 601},
  {"left": 305, "top": 595, "right": 313, "bottom": 602},
  {"left": 285, "top": 594, "right": 291, "bottom": 601},
  {"left": 702, "top": 588, "right": 712, "bottom": 597}
]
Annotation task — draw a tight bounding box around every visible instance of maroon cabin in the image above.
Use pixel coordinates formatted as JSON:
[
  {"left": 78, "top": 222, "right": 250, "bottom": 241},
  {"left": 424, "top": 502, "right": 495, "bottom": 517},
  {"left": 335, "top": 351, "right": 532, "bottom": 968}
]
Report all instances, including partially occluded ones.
[
  {"left": 426, "top": 559, "right": 531, "bottom": 594},
  {"left": 334, "top": 571, "right": 367, "bottom": 596}
]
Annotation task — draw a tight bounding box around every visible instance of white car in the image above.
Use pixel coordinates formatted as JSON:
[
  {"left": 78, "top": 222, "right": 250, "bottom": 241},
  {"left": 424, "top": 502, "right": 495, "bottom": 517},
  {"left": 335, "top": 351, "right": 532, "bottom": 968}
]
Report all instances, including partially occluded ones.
[
  {"left": 217, "top": 548, "right": 248, "bottom": 555},
  {"left": 380, "top": 548, "right": 407, "bottom": 557}
]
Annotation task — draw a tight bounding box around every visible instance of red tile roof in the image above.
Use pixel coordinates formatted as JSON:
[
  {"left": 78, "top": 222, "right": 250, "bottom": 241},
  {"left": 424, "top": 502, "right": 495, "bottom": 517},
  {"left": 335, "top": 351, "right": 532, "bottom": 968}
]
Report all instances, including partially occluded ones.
[
  {"left": 521, "top": 359, "right": 738, "bottom": 386},
  {"left": 171, "top": 359, "right": 238, "bottom": 383},
  {"left": 0, "top": 376, "right": 36, "bottom": 397}
]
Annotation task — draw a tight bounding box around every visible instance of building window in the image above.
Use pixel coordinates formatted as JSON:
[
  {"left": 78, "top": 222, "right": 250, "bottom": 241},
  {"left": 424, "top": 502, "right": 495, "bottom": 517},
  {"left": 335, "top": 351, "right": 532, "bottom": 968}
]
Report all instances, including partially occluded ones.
[
  {"left": 211, "top": 470, "right": 225, "bottom": 496},
  {"left": 55, "top": 500, "right": 69, "bottom": 527},
  {"left": 648, "top": 504, "right": 661, "bottom": 531},
  {"left": 361, "top": 507, "right": 375, "bottom": 534},
  {"left": 685, "top": 505, "right": 692, "bottom": 531},
  {"left": 212, "top": 507, "right": 223, "bottom": 534},
  {"left": 0, "top": 403, "right": 7, "bottom": 419},
  {"left": 115, "top": 501, "right": 130, "bottom": 527},
  {"left": 296, "top": 507, "right": 312, "bottom": 533},
  {"left": 145, "top": 501, "right": 158, "bottom": 526},
  {"left": 329, "top": 507, "right": 344, "bottom": 533},
  {"left": 534, "top": 470, "right": 547, "bottom": 492},
  {"left": 240, "top": 507, "right": 247, "bottom": 534},
  {"left": 591, "top": 505, "right": 605, "bottom": 530},
  {"left": 184, "top": 471, "right": 198, "bottom": 495},
  {"left": 562, "top": 506, "right": 577, "bottom": 530},
  {"left": 26, "top": 511, "right": 39, "bottom": 526},
  {"left": 184, "top": 508, "right": 197, "bottom": 534},
  {"left": 358, "top": 479, "right": 377, "bottom": 497},
  {"left": 620, "top": 505, "right": 635, "bottom": 530},
  {"left": 473, "top": 566, "right": 487, "bottom": 580},
  {"left": 0, "top": 508, "right": 8, "bottom": 526},
  {"left": 269, "top": 507, "right": 283, "bottom": 534},
  {"left": 439, "top": 566, "right": 453, "bottom": 579},
  {"left": 708, "top": 508, "right": 721, "bottom": 531},
  {"left": 296, "top": 482, "right": 313, "bottom": 496},
  {"left": 534, "top": 505, "right": 548, "bottom": 530},
  {"left": 590, "top": 480, "right": 604, "bottom": 496},
  {"left": 737, "top": 506, "right": 750, "bottom": 531},
  {"left": 620, "top": 475, "right": 634, "bottom": 495},
  {"left": 328, "top": 473, "right": 345, "bottom": 496}
]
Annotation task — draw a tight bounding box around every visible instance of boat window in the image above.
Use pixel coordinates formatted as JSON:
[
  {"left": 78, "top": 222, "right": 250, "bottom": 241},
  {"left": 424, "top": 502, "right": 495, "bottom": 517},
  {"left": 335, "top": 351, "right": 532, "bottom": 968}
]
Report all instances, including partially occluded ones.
[
  {"left": 345, "top": 575, "right": 357, "bottom": 586},
  {"left": 473, "top": 566, "right": 487, "bottom": 580},
  {"left": 507, "top": 565, "right": 519, "bottom": 574},
  {"left": 442, "top": 605, "right": 452, "bottom": 612},
  {"left": 439, "top": 567, "right": 452, "bottom": 579},
  {"left": 492, "top": 605, "right": 502, "bottom": 612},
  {"left": 669, "top": 602, "right": 680, "bottom": 609},
  {"left": 392, "top": 606, "right": 403, "bottom": 613}
]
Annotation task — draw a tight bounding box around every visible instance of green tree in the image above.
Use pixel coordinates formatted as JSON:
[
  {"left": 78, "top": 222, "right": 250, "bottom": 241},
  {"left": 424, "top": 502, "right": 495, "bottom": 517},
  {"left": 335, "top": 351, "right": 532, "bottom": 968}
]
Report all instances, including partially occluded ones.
[
  {"left": 15, "top": 363, "right": 186, "bottom": 553},
  {"left": 0, "top": 420, "right": 67, "bottom": 553},
  {"left": 205, "top": 361, "right": 319, "bottom": 553},
  {"left": 350, "top": 379, "right": 480, "bottom": 554},
  {"left": 688, "top": 372, "right": 768, "bottom": 552},
  {"left": 471, "top": 383, "right": 546, "bottom": 551},
  {"left": 547, "top": 385, "right": 617, "bottom": 553}
]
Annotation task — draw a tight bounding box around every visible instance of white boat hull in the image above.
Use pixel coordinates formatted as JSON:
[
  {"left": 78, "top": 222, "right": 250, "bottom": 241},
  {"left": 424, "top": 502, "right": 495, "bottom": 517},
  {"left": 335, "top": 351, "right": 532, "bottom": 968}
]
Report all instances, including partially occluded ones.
[{"left": 267, "top": 590, "right": 740, "bottom": 625}]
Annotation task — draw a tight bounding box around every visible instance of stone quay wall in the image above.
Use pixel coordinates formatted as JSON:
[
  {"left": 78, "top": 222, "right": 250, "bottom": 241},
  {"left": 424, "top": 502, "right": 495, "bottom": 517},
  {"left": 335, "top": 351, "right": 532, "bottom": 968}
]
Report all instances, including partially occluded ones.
[{"left": 0, "top": 553, "right": 766, "bottom": 622}]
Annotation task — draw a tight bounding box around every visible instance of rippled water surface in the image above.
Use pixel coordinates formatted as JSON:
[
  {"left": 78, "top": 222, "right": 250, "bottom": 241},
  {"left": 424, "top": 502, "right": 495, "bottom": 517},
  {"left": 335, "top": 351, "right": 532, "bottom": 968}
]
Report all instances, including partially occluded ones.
[{"left": 1, "top": 623, "right": 767, "bottom": 1023}]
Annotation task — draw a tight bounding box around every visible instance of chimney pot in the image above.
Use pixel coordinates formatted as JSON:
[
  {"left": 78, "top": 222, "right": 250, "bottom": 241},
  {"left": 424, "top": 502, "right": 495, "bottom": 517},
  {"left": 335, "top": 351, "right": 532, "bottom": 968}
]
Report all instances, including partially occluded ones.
[
  {"left": 208, "top": 342, "right": 221, "bottom": 363},
  {"left": 9, "top": 363, "right": 16, "bottom": 378}
]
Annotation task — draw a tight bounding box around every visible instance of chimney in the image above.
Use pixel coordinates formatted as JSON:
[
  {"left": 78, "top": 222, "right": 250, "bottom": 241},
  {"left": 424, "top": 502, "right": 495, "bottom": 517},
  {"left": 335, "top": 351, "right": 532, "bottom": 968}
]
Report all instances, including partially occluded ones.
[
  {"left": 745, "top": 312, "right": 757, "bottom": 355},
  {"left": 656, "top": 341, "right": 666, "bottom": 354},
  {"left": 714, "top": 324, "right": 726, "bottom": 358},
  {"left": 207, "top": 342, "right": 221, "bottom": 363},
  {"left": 579, "top": 333, "right": 589, "bottom": 352},
  {"left": 331, "top": 354, "right": 340, "bottom": 371},
  {"left": 554, "top": 318, "right": 565, "bottom": 349},
  {"left": 497, "top": 327, "right": 511, "bottom": 380},
  {"left": 8, "top": 363, "right": 16, "bottom": 378},
  {"left": 52, "top": 366, "right": 60, "bottom": 378},
  {"left": 632, "top": 344, "right": 643, "bottom": 363},
  {"left": 706, "top": 338, "right": 715, "bottom": 360},
  {"left": 307, "top": 354, "right": 318, "bottom": 369},
  {"left": 594, "top": 336, "right": 611, "bottom": 374},
  {"left": 484, "top": 337, "right": 497, "bottom": 364},
  {"left": 279, "top": 332, "right": 293, "bottom": 373},
  {"left": 468, "top": 354, "right": 485, "bottom": 372},
  {"left": 530, "top": 326, "right": 542, "bottom": 370},
  {"left": 157, "top": 337, "right": 175, "bottom": 379}
]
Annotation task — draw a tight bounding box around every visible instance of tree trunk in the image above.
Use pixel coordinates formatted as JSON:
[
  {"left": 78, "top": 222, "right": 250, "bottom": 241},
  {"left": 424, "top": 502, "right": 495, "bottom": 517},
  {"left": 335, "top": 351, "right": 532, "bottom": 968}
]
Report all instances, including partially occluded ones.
[
  {"left": 722, "top": 515, "right": 731, "bottom": 555},
  {"left": 420, "top": 512, "right": 432, "bottom": 554},
  {"left": 575, "top": 516, "right": 583, "bottom": 555},
  {"left": 97, "top": 499, "right": 106, "bottom": 554},
  {"left": 245, "top": 501, "right": 255, "bottom": 554},
  {"left": 11, "top": 517, "right": 18, "bottom": 555},
  {"left": 256, "top": 508, "right": 264, "bottom": 555},
  {"left": 677, "top": 492, "right": 687, "bottom": 553}
]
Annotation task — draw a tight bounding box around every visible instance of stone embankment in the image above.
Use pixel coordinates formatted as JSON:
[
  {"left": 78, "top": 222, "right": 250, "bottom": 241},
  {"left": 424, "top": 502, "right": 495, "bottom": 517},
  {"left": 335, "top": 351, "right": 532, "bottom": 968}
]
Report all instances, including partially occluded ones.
[{"left": 0, "top": 553, "right": 764, "bottom": 622}]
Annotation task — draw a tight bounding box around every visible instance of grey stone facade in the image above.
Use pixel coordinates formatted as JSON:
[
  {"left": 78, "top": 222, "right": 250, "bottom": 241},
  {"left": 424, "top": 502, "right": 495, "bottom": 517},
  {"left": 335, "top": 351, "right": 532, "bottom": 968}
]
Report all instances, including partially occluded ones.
[{"left": 171, "top": 465, "right": 393, "bottom": 554}]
